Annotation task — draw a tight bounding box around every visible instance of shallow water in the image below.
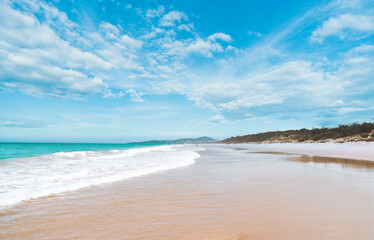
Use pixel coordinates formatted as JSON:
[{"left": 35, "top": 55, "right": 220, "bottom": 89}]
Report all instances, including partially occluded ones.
[
  {"left": 0, "top": 145, "right": 199, "bottom": 208},
  {"left": 1, "top": 144, "right": 374, "bottom": 239},
  {"left": 0, "top": 142, "right": 167, "bottom": 160}
]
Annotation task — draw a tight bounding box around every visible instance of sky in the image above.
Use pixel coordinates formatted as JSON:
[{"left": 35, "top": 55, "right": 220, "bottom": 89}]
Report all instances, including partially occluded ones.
[{"left": 0, "top": 0, "right": 374, "bottom": 142}]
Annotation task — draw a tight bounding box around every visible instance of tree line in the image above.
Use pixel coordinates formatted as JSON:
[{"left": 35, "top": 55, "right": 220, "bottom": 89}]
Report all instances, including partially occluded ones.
[{"left": 221, "top": 122, "right": 374, "bottom": 143}]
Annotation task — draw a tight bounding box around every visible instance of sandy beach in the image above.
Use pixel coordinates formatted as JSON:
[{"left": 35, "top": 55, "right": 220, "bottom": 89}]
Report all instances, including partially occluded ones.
[
  {"left": 226, "top": 142, "right": 374, "bottom": 161},
  {"left": 1, "top": 143, "right": 374, "bottom": 239}
]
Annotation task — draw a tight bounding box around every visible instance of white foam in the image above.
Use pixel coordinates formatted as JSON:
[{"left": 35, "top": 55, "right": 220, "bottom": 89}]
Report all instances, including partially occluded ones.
[{"left": 0, "top": 145, "right": 199, "bottom": 208}]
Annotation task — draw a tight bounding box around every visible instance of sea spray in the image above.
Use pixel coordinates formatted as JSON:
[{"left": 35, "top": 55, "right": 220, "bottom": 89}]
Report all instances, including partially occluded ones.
[{"left": 0, "top": 145, "right": 200, "bottom": 208}]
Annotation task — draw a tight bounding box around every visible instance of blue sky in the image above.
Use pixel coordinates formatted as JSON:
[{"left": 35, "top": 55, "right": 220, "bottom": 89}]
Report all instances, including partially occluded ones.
[{"left": 1, "top": 0, "right": 374, "bottom": 142}]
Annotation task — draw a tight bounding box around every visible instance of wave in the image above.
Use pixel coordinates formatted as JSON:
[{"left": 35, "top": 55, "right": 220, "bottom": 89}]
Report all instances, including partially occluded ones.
[{"left": 0, "top": 145, "right": 200, "bottom": 208}]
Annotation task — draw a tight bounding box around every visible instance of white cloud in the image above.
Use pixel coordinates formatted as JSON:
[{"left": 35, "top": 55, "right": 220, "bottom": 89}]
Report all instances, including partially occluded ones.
[
  {"left": 103, "top": 90, "right": 125, "bottom": 98},
  {"left": 185, "top": 60, "right": 344, "bottom": 117},
  {"left": 248, "top": 30, "right": 262, "bottom": 37},
  {"left": 7, "top": 0, "right": 369, "bottom": 126},
  {"left": 187, "top": 39, "right": 223, "bottom": 57},
  {"left": 150, "top": 30, "right": 233, "bottom": 59},
  {"left": 311, "top": 14, "right": 374, "bottom": 43},
  {"left": 0, "top": 1, "right": 147, "bottom": 97},
  {"left": 146, "top": 6, "right": 164, "bottom": 18},
  {"left": 18, "top": 0, "right": 76, "bottom": 29},
  {"left": 0, "top": 1, "right": 112, "bottom": 97},
  {"left": 182, "top": 33, "right": 232, "bottom": 57},
  {"left": 100, "top": 22, "right": 121, "bottom": 40},
  {"left": 0, "top": 0, "right": 237, "bottom": 102},
  {"left": 120, "top": 35, "right": 143, "bottom": 49},
  {"left": 126, "top": 89, "right": 145, "bottom": 103},
  {"left": 337, "top": 44, "right": 374, "bottom": 88},
  {"left": 177, "top": 23, "right": 194, "bottom": 32},
  {"left": 163, "top": 32, "right": 233, "bottom": 58},
  {"left": 218, "top": 95, "right": 284, "bottom": 111},
  {"left": 347, "top": 44, "right": 374, "bottom": 54},
  {"left": 225, "top": 45, "right": 239, "bottom": 54},
  {"left": 0, "top": 118, "right": 52, "bottom": 128},
  {"left": 208, "top": 114, "right": 227, "bottom": 124},
  {"left": 142, "top": 27, "right": 165, "bottom": 39},
  {"left": 159, "top": 11, "right": 187, "bottom": 27},
  {"left": 208, "top": 33, "right": 232, "bottom": 42}
]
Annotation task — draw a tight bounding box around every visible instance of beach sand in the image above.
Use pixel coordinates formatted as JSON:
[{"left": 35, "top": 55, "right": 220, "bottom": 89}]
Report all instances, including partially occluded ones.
[
  {"left": 228, "top": 142, "right": 374, "bottom": 161},
  {"left": 1, "top": 143, "right": 374, "bottom": 239}
]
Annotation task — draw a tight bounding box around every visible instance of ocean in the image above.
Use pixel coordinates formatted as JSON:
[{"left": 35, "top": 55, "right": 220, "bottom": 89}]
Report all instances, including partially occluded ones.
[
  {"left": 0, "top": 142, "right": 200, "bottom": 209},
  {"left": 0, "top": 142, "right": 172, "bottom": 160}
]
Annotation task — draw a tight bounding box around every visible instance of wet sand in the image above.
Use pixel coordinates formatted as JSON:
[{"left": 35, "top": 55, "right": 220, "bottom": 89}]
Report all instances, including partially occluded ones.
[
  {"left": 228, "top": 142, "right": 374, "bottom": 161},
  {"left": 1, "top": 144, "right": 374, "bottom": 239}
]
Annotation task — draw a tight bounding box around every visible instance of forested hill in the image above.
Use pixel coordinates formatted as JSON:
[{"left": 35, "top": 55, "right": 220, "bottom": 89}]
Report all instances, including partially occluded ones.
[{"left": 221, "top": 122, "right": 374, "bottom": 144}]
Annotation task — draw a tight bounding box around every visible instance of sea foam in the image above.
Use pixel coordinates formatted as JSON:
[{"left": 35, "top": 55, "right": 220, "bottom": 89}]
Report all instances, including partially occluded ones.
[{"left": 0, "top": 145, "right": 199, "bottom": 208}]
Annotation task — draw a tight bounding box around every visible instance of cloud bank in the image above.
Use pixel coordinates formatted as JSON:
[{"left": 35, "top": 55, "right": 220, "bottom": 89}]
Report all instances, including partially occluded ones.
[{"left": 1, "top": 0, "right": 374, "bottom": 127}]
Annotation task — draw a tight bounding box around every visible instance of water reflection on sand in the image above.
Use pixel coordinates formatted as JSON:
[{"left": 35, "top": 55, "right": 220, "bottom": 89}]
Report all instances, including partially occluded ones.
[{"left": 252, "top": 151, "right": 374, "bottom": 175}]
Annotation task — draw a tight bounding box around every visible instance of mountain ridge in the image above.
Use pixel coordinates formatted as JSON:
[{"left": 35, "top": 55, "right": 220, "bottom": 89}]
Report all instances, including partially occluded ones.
[{"left": 129, "top": 136, "right": 216, "bottom": 145}]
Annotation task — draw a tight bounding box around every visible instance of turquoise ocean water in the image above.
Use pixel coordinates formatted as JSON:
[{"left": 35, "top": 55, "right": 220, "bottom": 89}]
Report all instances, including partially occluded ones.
[
  {"left": 0, "top": 142, "right": 167, "bottom": 161},
  {"left": 0, "top": 142, "right": 200, "bottom": 208}
]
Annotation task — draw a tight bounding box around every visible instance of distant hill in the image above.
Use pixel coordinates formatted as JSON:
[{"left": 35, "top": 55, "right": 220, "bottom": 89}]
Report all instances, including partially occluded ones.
[
  {"left": 131, "top": 136, "right": 216, "bottom": 145},
  {"left": 169, "top": 136, "right": 216, "bottom": 144},
  {"left": 221, "top": 122, "right": 374, "bottom": 144}
]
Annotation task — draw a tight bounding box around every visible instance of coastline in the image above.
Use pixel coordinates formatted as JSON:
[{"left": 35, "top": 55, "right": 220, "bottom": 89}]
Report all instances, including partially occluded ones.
[
  {"left": 219, "top": 142, "right": 374, "bottom": 161},
  {"left": 1, "top": 144, "right": 374, "bottom": 239},
  {"left": 0, "top": 144, "right": 200, "bottom": 209}
]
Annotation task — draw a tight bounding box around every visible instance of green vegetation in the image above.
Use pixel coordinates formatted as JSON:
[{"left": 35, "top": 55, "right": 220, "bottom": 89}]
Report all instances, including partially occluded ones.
[{"left": 221, "top": 122, "right": 374, "bottom": 144}]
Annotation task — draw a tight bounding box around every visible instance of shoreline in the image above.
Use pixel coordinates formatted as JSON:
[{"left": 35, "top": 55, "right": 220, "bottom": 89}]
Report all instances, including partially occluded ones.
[
  {"left": 0, "top": 144, "right": 200, "bottom": 210},
  {"left": 1, "top": 144, "right": 374, "bottom": 239},
  {"left": 217, "top": 142, "right": 374, "bottom": 161}
]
